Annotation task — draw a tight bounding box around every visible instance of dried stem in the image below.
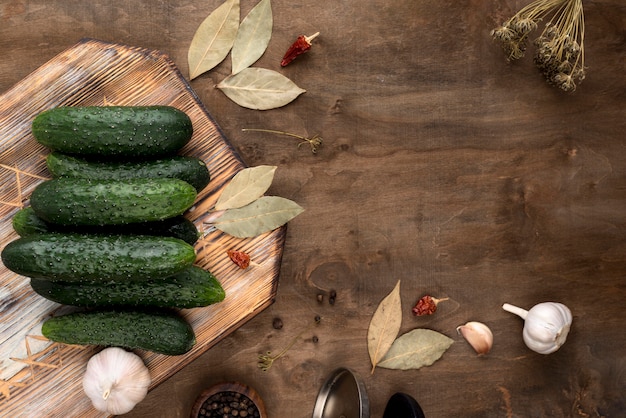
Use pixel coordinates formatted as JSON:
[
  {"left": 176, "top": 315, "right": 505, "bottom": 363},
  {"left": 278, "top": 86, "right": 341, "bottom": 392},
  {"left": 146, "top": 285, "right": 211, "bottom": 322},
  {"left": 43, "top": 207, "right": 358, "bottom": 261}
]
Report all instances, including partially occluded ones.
[
  {"left": 502, "top": 303, "right": 529, "bottom": 320},
  {"left": 242, "top": 128, "right": 323, "bottom": 154},
  {"left": 304, "top": 32, "right": 320, "bottom": 44},
  {"left": 491, "top": 0, "right": 586, "bottom": 91},
  {"left": 0, "top": 164, "right": 49, "bottom": 180},
  {"left": 258, "top": 316, "right": 321, "bottom": 371},
  {"left": 0, "top": 163, "right": 50, "bottom": 208}
]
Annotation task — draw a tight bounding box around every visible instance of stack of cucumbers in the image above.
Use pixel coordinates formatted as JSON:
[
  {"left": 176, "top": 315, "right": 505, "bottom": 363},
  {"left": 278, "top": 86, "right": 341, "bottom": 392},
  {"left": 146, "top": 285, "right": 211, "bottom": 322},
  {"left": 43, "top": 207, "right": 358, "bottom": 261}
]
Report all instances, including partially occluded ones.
[{"left": 1, "top": 106, "right": 225, "bottom": 356}]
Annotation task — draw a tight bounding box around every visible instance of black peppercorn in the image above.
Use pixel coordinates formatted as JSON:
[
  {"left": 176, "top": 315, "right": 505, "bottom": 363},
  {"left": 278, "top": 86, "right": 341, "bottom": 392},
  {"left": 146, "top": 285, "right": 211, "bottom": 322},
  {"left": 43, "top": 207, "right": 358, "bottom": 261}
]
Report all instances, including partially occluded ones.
[
  {"left": 272, "top": 317, "right": 283, "bottom": 329},
  {"left": 329, "top": 289, "right": 337, "bottom": 305},
  {"left": 197, "top": 392, "right": 261, "bottom": 418}
]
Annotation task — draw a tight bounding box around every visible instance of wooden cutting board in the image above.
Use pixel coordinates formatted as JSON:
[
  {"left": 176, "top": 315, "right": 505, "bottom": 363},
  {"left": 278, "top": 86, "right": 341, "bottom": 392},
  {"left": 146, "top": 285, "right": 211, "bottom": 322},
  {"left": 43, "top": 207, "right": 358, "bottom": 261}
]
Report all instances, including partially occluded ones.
[{"left": 0, "top": 38, "right": 285, "bottom": 418}]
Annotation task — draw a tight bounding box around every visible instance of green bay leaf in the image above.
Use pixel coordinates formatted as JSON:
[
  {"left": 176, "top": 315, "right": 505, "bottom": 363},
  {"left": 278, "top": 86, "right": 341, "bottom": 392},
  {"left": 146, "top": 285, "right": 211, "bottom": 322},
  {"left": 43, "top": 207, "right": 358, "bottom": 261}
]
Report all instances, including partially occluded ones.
[
  {"left": 231, "top": 0, "right": 273, "bottom": 75},
  {"left": 188, "top": 0, "right": 240, "bottom": 80},
  {"left": 213, "top": 196, "right": 304, "bottom": 238},
  {"left": 217, "top": 67, "right": 306, "bottom": 110},
  {"left": 368, "top": 280, "right": 402, "bottom": 373},
  {"left": 377, "top": 329, "right": 453, "bottom": 370},
  {"left": 215, "top": 165, "right": 277, "bottom": 211}
]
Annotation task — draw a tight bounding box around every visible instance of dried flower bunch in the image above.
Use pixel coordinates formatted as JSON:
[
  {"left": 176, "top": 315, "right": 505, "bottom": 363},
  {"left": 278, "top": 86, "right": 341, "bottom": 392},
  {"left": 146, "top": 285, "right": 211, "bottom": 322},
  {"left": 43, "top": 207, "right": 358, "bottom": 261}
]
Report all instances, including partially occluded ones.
[{"left": 491, "top": 0, "right": 586, "bottom": 92}]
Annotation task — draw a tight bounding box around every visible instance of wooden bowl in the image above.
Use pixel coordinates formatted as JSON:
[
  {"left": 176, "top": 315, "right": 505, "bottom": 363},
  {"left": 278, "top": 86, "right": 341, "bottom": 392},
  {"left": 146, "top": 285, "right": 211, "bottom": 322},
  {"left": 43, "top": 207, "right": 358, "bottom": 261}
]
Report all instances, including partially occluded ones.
[{"left": 190, "top": 382, "right": 267, "bottom": 418}]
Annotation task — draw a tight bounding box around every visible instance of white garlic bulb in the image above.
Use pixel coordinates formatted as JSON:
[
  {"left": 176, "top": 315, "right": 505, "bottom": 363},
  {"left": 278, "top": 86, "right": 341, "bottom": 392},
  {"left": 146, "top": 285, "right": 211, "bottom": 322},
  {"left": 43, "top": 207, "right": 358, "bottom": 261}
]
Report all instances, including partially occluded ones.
[
  {"left": 83, "top": 347, "right": 151, "bottom": 415},
  {"left": 503, "top": 302, "right": 572, "bottom": 354}
]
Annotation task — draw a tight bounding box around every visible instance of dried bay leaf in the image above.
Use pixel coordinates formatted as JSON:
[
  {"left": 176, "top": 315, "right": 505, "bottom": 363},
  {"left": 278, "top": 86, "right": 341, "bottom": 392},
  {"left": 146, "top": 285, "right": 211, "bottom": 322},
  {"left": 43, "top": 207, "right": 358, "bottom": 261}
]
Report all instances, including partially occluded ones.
[
  {"left": 188, "top": 0, "right": 240, "bottom": 80},
  {"left": 215, "top": 165, "right": 277, "bottom": 211},
  {"left": 377, "top": 329, "right": 453, "bottom": 370},
  {"left": 213, "top": 196, "right": 304, "bottom": 238},
  {"left": 231, "top": 0, "right": 273, "bottom": 75},
  {"left": 217, "top": 67, "right": 306, "bottom": 110},
  {"left": 368, "top": 280, "right": 402, "bottom": 373}
]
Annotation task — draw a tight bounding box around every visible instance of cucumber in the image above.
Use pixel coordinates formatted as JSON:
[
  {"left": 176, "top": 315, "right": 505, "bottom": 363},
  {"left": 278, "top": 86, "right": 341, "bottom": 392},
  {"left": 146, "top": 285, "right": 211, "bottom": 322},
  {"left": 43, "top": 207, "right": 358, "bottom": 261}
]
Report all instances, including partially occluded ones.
[
  {"left": 30, "top": 178, "right": 197, "bottom": 226},
  {"left": 12, "top": 207, "right": 200, "bottom": 245},
  {"left": 41, "top": 309, "right": 196, "bottom": 355},
  {"left": 30, "top": 266, "right": 225, "bottom": 309},
  {"left": 1, "top": 233, "right": 196, "bottom": 282},
  {"left": 46, "top": 152, "right": 211, "bottom": 192},
  {"left": 11, "top": 207, "right": 49, "bottom": 236},
  {"left": 32, "top": 106, "right": 193, "bottom": 158}
]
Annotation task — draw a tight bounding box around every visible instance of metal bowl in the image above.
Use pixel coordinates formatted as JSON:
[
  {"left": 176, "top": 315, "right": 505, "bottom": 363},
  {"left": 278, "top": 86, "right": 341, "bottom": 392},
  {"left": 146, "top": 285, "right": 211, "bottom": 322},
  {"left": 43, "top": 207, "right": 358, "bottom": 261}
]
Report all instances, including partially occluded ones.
[{"left": 312, "top": 368, "right": 369, "bottom": 418}]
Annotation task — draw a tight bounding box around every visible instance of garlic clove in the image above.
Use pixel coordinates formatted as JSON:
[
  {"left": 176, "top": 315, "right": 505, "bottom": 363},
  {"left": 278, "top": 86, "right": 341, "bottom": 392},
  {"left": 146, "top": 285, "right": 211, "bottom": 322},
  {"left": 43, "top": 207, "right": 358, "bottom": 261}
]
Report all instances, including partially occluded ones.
[
  {"left": 83, "top": 347, "right": 151, "bottom": 415},
  {"left": 456, "top": 321, "right": 493, "bottom": 355}
]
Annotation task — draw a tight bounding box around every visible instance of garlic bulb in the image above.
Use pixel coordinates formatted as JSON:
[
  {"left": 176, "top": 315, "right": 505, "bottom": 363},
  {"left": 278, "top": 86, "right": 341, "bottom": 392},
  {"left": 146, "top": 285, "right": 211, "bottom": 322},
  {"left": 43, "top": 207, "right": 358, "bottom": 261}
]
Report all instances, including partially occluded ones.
[
  {"left": 502, "top": 302, "right": 572, "bottom": 354},
  {"left": 457, "top": 321, "right": 493, "bottom": 355},
  {"left": 83, "top": 347, "right": 151, "bottom": 415}
]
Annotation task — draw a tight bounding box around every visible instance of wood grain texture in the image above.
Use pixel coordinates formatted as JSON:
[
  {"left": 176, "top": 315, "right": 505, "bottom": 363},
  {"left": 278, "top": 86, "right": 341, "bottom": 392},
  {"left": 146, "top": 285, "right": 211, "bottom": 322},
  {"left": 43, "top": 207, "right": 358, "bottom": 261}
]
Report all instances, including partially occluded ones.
[{"left": 1, "top": 0, "right": 625, "bottom": 417}]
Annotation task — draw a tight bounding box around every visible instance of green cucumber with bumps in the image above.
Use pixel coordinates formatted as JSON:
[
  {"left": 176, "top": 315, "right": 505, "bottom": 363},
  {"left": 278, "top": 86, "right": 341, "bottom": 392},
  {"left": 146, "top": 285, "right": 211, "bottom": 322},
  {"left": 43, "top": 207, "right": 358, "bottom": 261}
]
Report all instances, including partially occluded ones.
[
  {"left": 32, "top": 106, "right": 193, "bottom": 158},
  {"left": 12, "top": 207, "right": 200, "bottom": 245},
  {"left": 11, "top": 207, "right": 49, "bottom": 236},
  {"left": 30, "top": 178, "right": 197, "bottom": 226},
  {"left": 1, "top": 233, "right": 196, "bottom": 282},
  {"left": 30, "top": 266, "right": 225, "bottom": 309},
  {"left": 41, "top": 309, "right": 196, "bottom": 355},
  {"left": 46, "top": 152, "right": 211, "bottom": 192}
]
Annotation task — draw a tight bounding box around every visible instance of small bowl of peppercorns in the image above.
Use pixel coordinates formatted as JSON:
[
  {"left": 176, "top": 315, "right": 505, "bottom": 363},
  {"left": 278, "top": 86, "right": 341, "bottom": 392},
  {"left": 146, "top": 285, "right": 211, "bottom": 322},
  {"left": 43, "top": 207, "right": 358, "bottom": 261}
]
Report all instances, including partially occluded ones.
[{"left": 190, "top": 382, "right": 267, "bottom": 418}]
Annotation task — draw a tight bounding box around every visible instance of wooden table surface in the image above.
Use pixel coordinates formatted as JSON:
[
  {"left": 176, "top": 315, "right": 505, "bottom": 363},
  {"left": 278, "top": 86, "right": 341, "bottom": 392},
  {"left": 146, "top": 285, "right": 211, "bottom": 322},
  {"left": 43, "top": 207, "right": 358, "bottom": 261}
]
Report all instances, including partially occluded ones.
[{"left": 1, "top": 1, "right": 624, "bottom": 417}]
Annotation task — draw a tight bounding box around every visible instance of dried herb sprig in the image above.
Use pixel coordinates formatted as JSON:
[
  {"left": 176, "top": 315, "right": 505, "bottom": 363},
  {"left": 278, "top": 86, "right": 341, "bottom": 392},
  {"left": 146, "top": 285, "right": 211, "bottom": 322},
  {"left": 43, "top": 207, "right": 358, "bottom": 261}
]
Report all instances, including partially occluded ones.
[
  {"left": 491, "top": 0, "right": 586, "bottom": 92},
  {"left": 0, "top": 163, "right": 50, "bottom": 208},
  {"left": 258, "top": 316, "right": 321, "bottom": 371},
  {"left": 242, "top": 128, "right": 323, "bottom": 154}
]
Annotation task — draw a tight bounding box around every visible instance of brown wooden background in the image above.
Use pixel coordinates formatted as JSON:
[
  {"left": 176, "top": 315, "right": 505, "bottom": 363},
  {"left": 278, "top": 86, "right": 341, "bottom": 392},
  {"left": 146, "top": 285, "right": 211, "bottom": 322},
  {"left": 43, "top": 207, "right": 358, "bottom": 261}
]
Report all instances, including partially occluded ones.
[{"left": 1, "top": 1, "right": 624, "bottom": 417}]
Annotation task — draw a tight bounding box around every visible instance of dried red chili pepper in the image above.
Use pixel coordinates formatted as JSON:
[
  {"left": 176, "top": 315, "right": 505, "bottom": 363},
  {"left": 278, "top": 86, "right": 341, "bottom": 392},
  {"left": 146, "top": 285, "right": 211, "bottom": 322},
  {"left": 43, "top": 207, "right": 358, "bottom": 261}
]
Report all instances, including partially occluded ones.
[
  {"left": 281, "top": 32, "right": 320, "bottom": 67},
  {"left": 412, "top": 295, "right": 449, "bottom": 316},
  {"left": 227, "top": 249, "right": 251, "bottom": 269}
]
